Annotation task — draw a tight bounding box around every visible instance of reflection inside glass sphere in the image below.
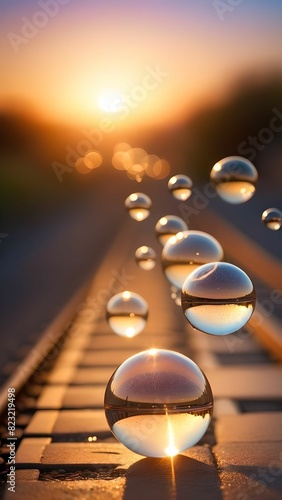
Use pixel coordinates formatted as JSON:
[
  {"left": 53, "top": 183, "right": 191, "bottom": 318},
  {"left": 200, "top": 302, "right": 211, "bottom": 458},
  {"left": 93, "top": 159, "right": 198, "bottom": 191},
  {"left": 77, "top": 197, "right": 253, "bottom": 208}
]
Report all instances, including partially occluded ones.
[
  {"left": 168, "top": 174, "right": 193, "bottom": 201},
  {"left": 261, "top": 208, "right": 282, "bottom": 231},
  {"left": 181, "top": 262, "right": 256, "bottom": 335},
  {"left": 135, "top": 246, "right": 157, "bottom": 270},
  {"left": 161, "top": 230, "right": 224, "bottom": 289},
  {"left": 125, "top": 193, "right": 152, "bottom": 221},
  {"left": 210, "top": 156, "right": 258, "bottom": 204},
  {"left": 104, "top": 349, "right": 213, "bottom": 457}
]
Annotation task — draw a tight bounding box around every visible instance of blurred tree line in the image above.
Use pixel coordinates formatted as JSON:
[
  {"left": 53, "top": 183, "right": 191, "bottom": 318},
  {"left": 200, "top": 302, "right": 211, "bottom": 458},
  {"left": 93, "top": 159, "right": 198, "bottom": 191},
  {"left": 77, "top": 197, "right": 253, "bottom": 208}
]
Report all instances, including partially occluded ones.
[
  {"left": 179, "top": 74, "right": 282, "bottom": 182},
  {"left": 1, "top": 74, "right": 282, "bottom": 228}
]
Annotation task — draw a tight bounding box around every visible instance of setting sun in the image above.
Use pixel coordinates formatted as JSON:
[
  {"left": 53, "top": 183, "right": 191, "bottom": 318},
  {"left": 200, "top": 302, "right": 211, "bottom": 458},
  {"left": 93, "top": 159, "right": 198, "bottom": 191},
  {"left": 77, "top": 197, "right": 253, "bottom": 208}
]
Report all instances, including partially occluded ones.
[
  {"left": 97, "top": 91, "right": 123, "bottom": 114},
  {"left": 1, "top": 2, "right": 282, "bottom": 130}
]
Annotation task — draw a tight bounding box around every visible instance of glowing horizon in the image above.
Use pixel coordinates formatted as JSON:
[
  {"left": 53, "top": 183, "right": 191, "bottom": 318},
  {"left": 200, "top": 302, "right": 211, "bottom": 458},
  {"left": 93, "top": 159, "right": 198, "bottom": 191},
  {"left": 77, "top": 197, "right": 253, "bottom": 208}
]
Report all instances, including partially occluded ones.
[{"left": 1, "top": 1, "right": 282, "bottom": 129}]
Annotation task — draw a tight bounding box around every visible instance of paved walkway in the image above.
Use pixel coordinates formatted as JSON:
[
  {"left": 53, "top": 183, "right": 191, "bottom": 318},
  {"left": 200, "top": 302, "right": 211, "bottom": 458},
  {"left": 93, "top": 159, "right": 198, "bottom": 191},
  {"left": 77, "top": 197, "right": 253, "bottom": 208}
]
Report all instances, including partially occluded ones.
[{"left": 2, "top": 206, "right": 282, "bottom": 499}]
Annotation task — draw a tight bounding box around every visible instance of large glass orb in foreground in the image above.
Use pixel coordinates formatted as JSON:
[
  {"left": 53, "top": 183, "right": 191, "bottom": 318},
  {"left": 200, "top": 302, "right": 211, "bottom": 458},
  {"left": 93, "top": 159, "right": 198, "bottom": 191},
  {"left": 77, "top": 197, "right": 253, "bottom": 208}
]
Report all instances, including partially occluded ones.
[{"left": 104, "top": 349, "right": 213, "bottom": 457}]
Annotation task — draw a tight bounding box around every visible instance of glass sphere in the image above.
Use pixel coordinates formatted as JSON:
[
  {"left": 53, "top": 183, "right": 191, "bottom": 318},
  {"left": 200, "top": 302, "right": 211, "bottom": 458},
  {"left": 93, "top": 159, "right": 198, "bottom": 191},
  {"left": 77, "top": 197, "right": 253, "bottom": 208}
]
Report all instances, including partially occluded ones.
[
  {"left": 161, "top": 230, "right": 224, "bottom": 289},
  {"left": 135, "top": 246, "right": 157, "bottom": 270},
  {"left": 181, "top": 262, "right": 256, "bottom": 335},
  {"left": 210, "top": 156, "right": 258, "bottom": 204},
  {"left": 106, "top": 291, "right": 148, "bottom": 338},
  {"left": 155, "top": 215, "right": 188, "bottom": 246},
  {"left": 168, "top": 174, "right": 193, "bottom": 201},
  {"left": 125, "top": 193, "right": 152, "bottom": 221},
  {"left": 104, "top": 349, "right": 213, "bottom": 458},
  {"left": 261, "top": 208, "right": 282, "bottom": 231}
]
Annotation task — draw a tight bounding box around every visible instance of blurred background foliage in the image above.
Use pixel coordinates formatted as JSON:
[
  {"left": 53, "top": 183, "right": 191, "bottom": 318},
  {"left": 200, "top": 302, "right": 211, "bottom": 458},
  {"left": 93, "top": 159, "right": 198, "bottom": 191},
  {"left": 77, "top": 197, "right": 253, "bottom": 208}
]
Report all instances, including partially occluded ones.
[{"left": 1, "top": 74, "right": 282, "bottom": 229}]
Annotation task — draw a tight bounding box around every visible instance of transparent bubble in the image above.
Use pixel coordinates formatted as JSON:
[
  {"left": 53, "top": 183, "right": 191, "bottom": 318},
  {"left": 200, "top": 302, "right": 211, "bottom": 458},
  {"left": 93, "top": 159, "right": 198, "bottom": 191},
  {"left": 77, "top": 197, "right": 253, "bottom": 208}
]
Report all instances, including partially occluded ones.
[
  {"left": 162, "top": 230, "right": 224, "bottom": 289},
  {"left": 104, "top": 349, "right": 213, "bottom": 458},
  {"left": 210, "top": 156, "right": 258, "bottom": 204},
  {"left": 155, "top": 215, "right": 188, "bottom": 246},
  {"left": 125, "top": 193, "right": 152, "bottom": 221},
  {"left": 261, "top": 208, "right": 282, "bottom": 231},
  {"left": 106, "top": 291, "right": 148, "bottom": 338},
  {"left": 168, "top": 174, "right": 193, "bottom": 201},
  {"left": 181, "top": 262, "right": 256, "bottom": 335},
  {"left": 135, "top": 246, "right": 157, "bottom": 270}
]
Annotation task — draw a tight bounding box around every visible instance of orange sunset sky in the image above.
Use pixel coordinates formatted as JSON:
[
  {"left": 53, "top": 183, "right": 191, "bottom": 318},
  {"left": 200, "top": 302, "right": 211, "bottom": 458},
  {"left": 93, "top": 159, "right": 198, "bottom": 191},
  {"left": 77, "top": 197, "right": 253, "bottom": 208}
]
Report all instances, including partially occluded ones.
[{"left": 1, "top": 0, "right": 282, "bottom": 130}]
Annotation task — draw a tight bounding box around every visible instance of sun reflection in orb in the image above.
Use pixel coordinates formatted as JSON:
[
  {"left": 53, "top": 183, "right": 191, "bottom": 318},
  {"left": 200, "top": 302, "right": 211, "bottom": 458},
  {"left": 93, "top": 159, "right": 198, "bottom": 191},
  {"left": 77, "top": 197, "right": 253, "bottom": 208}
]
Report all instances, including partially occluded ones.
[
  {"left": 87, "top": 436, "right": 97, "bottom": 442},
  {"left": 125, "top": 327, "right": 136, "bottom": 338},
  {"left": 148, "top": 348, "right": 158, "bottom": 356},
  {"left": 122, "top": 291, "right": 131, "bottom": 300},
  {"left": 165, "top": 412, "right": 179, "bottom": 458}
]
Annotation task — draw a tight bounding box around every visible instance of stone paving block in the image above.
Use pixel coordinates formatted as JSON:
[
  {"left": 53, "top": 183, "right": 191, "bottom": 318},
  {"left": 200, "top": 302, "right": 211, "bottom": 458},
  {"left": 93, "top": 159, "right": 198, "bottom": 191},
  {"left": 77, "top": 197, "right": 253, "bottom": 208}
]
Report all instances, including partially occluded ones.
[
  {"left": 46, "top": 367, "right": 113, "bottom": 385},
  {"left": 16, "top": 438, "right": 51, "bottom": 464},
  {"left": 73, "top": 367, "right": 113, "bottom": 385},
  {"left": 45, "top": 366, "right": 76, "bottom": 384},
  {"left": 63, "top": 335, "right": 91, "bottom": 350},
  {"left": 64, "top": 387, "right": 105, "bottom": 408},
  {"left": 87, "top": 335, "right": 145, "bottom": 350},
  {"left": 52, "top": 350, "right": 83, "bottom": 368},
  {"left": 151, "top": 332, "right": 186, "bottom": 348},
  {"left": 213, "top": 399, "right": 240, "bottom": 418},
  {"left": 42, "top": 442, "right": 134, "bottom": 468},
  {"left": 87, "top": 333, "right": 183, "bottom": 351},
  {"left": 24, "top": 410, "right": 110, "bottom": 438},
  {"left": 205, "top": 366, "right": 282, "bottom": 399},
  {"left": 215, "top": 413, "right": 282, "bottom": 443},
  {"left": 25, "top": 412, "right": 58, "bottom": 435},
  {"left": 10, "top": 442, "right": 221, "bottom": 499},
  {"left": 79, "top": 349, "right": 139, "bottom": 367},
  {"left": 15, "top": 469, "right": 40, "bottom": 481},
  {"left": 68, "top": 322, "right": 96, "bottom": 335},
  {"left": 189, "top": 329, "right": 263, "bottom": 354},
  {"left": 214, "top": 442, "right": 282, "bottom": 499},
  {"left": 36, "top": 386, "right": 66, "bottom": 409},
  {"left": 36, "top": 385, "right": 105, "bottom": 409},
  {"left": 194, "top": 351, "right": 219, "bottom": 369},
  {"left": 4, "top": 480, "right": 126, "bottom": 500}
]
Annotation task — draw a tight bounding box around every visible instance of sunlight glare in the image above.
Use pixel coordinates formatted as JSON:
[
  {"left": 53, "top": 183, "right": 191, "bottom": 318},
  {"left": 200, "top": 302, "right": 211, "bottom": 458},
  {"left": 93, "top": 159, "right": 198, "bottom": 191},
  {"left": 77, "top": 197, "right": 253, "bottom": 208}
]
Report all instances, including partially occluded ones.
[
  {"left": 97, "top": 91, "right": 123, "bottom": 113},
  {"left": 148, "top": 348, "right": 158, "bottom": 356},
  {"left": 125, "top": 327, "right": 136, "bottom": 338},
  {"left": 136, "top": 211, "right": 145, "bottom": 221},
  {"left": 165, "top": 414, "right": 179, "bottom": 457}
]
